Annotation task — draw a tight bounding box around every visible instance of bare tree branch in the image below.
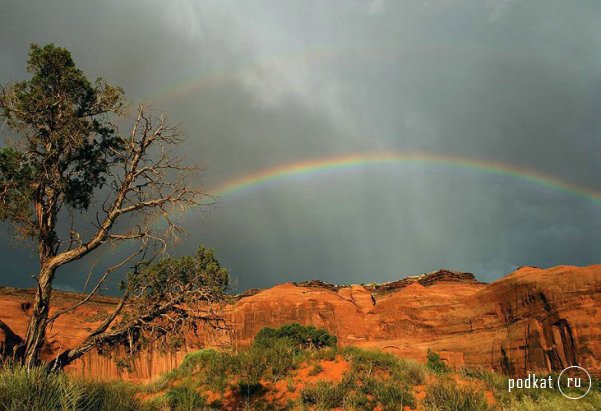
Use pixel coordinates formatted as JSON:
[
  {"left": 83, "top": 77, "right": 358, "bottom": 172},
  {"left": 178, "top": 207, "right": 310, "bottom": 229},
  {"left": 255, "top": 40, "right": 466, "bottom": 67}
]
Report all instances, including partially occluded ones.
[
  {"left": 1, "top": 44, "right": 219, "bottom": 369},
  {"left": 46, "top": 247, "right": 145, "bottom": 324}
]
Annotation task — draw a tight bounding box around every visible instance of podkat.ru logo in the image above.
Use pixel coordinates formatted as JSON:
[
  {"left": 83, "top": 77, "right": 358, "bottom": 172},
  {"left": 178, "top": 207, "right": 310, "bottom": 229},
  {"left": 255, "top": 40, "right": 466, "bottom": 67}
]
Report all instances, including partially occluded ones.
[{"left": 507, "top": 366, "right": 592, "bottom": 400}]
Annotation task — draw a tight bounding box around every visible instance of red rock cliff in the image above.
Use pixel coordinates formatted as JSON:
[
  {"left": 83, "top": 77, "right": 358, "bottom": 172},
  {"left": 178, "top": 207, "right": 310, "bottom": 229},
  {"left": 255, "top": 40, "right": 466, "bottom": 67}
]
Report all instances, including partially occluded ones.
[{"left": 1, "top": 265, "right": 600, "bottom": 380}]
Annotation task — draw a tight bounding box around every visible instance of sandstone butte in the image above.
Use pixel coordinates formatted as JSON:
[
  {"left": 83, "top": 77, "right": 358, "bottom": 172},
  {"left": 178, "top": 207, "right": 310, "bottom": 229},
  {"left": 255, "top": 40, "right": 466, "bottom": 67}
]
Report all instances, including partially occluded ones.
[{"left": 0, "top": 264, "right": 600, "bottom": 382}]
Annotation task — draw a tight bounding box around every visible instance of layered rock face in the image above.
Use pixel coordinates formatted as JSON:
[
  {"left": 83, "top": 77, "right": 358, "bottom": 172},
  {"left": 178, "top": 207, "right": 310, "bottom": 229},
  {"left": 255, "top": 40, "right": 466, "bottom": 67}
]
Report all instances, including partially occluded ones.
[{"left": 1, "top": 265, "right": 600, "bottom": 381}]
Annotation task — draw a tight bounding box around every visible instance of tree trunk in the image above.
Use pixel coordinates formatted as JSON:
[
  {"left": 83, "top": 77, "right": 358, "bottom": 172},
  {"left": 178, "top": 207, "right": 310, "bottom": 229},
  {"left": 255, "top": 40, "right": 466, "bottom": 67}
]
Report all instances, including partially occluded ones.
[
  {"left": 23, "top": 265, "right": 55, "bottom": 368},
  {"left": 21, "top": 186, "right": 58, "bottom": 368}
]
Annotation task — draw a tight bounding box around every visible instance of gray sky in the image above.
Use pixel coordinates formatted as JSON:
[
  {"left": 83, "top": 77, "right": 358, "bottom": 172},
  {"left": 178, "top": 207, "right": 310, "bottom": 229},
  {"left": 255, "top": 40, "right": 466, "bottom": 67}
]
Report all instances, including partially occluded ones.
[{"left": 1, "top": 0, "right": 600, "bottom": 292}]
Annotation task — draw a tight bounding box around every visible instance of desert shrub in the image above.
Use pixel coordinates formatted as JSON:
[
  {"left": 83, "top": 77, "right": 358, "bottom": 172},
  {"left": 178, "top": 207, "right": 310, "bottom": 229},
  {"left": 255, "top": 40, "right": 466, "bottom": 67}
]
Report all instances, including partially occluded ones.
[
  {"left": 145, "top": 340, "right": 299, "bottom": 403},
  {"left": 503, "top": 394, "right": 601, "bottom": 411},
  {"left": 173, "top": 349, "right": 227, "bottom": 377},
  {"left": 179, "top": 350, "right": 210, "bottom": 371},
  {"left": 0, "top": 365, "right": 139, "bottom": 411},
  {"left": 464, "top": 369, "right": 571, "bottom": 406},
  {"left": 233, "top": 346, "right": 271, "bottom": 402},
  {"left": 139, "top": 395, "right": 169, "bottom": 411},
  {"left": 237, "top": 380, "right": 266, "bottom": 400},
  {"left": 341, "top": 346, "right": 426, "bottom": 384},
  {"left": 184, "top": 349, "right": 233, "bottom": 392},
  {"left": 165, "top": 386, "right": 207, "bottom": 410},
  {"left": 299, "top": 369, "right": 414, "bottom": 411},
  {"left": 460, "top": 366, "right": 519, "bottom": 405},
  {"left": 300, "top": 380, "right": 347, "bottom": 409},
  {"left": 395, "top": 358, "right": 427, "bottom": 385},
  {"left": 234, "top": 338, "right": 299, "bottom": 384},
  {"left": 362, "top": 377, "right": 415, "bottom": 410},
  {"left": 498, "top": 376, "right": 601, "bottom": 411},
  {"left": 330, "top": 345, "right": 426, "bottom": 404},
  {"left": 461, "top": 368, "right": 505, "bottom": 391},
  {"left": 263, "top": 338, "right": 299, "bottom": 381},
  {"left": 459, "top": 367, "right": 601, "bottom": 411},
  {"left": 0, "top": 366, "right": 80, "bottom": 410},
  {"left": 235, "top": 349, "right": 269, "bottom": 407},
  {"left": 424, "top": 378, "right": 489, "bottom": 411},
  {"left": 342, "top": 346, "right": 399, "bottom": 373},
  {"left": 253, "top": 323, "right": 337, "bottom": 350},
  {"left": 341, "top": 391, "right": 372, "bottom": 410},
  {"left": 311, "top": 346, "right": 338, "bottom": 361},
  {"left": 143, "top": 374, "right": 172, "bottom": 394},
  {"left": 149, "top": 349, "right": 236, "bottom": 394},
  {"left": 81, "top": 381, "right": 140, "bottom": 411},
  {"left": 427, "top": 349, "right": 450, "bottom": 374}
]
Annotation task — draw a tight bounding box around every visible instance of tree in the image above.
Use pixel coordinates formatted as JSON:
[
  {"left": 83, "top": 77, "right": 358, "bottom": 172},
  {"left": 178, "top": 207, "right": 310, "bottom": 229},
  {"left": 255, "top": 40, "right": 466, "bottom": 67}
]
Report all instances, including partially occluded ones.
[
  {"left": 0, "top": 44, "right": 221, "bottom": 369},
  {"left": 253, "top": 323, "right": 337, "bottom": 350},
  {"left": 51, "top": 246, "right": 229, "bottom": 370}
]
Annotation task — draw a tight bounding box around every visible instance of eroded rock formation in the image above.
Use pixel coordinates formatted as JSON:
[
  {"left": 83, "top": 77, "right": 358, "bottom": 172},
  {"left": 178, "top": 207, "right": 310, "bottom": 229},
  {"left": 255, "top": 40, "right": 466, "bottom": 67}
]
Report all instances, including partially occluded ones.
[{"left": 0, "top": 265, "right": 600, "bottom": 381}]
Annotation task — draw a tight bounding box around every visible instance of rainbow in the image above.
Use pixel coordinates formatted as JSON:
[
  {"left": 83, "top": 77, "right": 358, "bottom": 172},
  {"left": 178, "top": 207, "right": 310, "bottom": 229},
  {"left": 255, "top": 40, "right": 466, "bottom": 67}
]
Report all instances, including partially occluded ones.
[
  {"left": 95, "top": 151, "right": 599, "bottom": 265},
  {"left": 209, "top": 151, "right": 601, "bottom": 204},
  {"left": 152, "top": 46, "right": 336, "bottom": 103},
  {"left": 148, "top": 44, "right": 462, "bottom": 104}
]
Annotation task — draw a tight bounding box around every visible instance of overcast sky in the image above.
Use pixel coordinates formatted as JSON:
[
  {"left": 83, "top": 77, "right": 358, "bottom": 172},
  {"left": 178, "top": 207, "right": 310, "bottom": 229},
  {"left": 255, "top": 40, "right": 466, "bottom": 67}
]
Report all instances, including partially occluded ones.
[{"left": 1, "top": 0, "right": 600, "bottom": 292}]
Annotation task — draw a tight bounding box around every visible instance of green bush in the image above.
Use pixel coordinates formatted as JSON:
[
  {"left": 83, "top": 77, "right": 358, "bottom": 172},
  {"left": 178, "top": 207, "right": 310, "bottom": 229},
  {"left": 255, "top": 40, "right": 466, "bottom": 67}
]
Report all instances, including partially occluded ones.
[
  {"left": 427, "top": 349, "right": 450, "bottom": 374},
  {"left": 311, "top": 346, "right": 337, "bottom": 361},
  {"left": 361, "top": 377, "right": 415, "bottom": 410},
  {"left": 342, "top": 346, "right": 399, "bottom": 373},
  {"left": 147, "top": 349, "right": 236, "bottom": 395},
  {"left": 424, "top": 378, "right": 489, "bottom": 411},
  {"left": 300, "top": 380, "right": 347, "bottom": 409},
  {"left": 341, "top": 346, "right": 426, "bottom": 385},
  {"left": 504, "top": 395, "right": 597, "bottom": 411},
  {"left": 82, "top": 382, "right": 141, "bottom": 411},
  {"left": 395, "top": 359, "right": 427, "bottom": 385},
  {"left": 139, "top": 395, "right": 169, "bottom": 411},
  {"left": 237, "top": 380, "right": 265, "bottom": 399},
  {"left": 148, "top": 339, "right": 300, "bottom": 406},
  {"left": 235, "top": 346, "right": 268, "bottom": 386},
  {"left": 182, "top": 349, "right": 233, "bottom": 392},
  {"left": 341, "top": 392, "right": 371, "bottom": 409},
  {"left": 366, "top": 378, "right": 415, "bottom": 410},
  {"left": 299, "top": 367, "right": 415, "bottom": 411},
  {"left": 261, "top": 338, "right": 299, "bottom": 382},
  {"left": 165, "top": 386, "right": 207, "bottom": 410},
  {"left": 253, "top": 323, "right": 337, "bottom": 350}
]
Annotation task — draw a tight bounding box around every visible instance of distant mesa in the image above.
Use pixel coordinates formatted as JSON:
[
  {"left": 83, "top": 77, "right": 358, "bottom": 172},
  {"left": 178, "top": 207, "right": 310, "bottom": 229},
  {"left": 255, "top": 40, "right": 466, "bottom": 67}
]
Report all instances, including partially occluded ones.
[
  {"left": 238, "top": 268, "right": 479, "bottom": 299},
  {"left": 368, "top": 268, "right": 481, "bottom": 294},
  {"left": 286, "top": 268, "right": 480, "bottom": 295}
]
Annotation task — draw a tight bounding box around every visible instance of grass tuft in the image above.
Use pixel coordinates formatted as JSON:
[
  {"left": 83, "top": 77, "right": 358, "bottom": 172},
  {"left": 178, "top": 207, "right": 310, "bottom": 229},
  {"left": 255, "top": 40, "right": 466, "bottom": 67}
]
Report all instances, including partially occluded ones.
[
  {"left": 0, "top": 365, "right": 139, "bottom": 411},
  {"left": 424, "top": 377, "right": 489, "bottom": 411}
]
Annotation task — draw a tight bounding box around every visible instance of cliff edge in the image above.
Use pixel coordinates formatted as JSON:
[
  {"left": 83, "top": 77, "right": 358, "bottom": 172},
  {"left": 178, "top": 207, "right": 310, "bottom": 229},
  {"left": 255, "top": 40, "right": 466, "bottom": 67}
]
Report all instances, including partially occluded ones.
[{"left": 1, "top": 265, "right": 600, "bottom": 381}]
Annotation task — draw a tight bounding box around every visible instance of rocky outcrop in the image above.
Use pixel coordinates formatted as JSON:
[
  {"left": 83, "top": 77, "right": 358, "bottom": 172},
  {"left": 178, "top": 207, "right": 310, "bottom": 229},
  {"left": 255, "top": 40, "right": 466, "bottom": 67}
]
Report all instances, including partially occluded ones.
[
  {"left": 0, "top": 319, "right": 22, "bottom": 358},
  {"left": 366, "top": 269, "right": 481, "bottom": 294},
  {"left": 1, "top": 265, "right": 600, "bottom": 381}
]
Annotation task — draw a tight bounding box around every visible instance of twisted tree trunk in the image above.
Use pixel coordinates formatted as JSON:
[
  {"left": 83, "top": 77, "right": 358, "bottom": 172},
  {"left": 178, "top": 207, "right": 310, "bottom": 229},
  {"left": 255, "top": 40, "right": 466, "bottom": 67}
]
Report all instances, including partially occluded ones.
[{"left": 23, "top": 264, "right": 55, "bottom": 368}]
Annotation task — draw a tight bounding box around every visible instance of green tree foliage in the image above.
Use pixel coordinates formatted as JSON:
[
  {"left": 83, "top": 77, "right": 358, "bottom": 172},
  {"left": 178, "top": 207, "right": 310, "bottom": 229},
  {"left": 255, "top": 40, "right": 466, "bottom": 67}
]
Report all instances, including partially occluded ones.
[
  {"left": 253, "top": 323, "right": 337, "bottom": 351},
  {"left": 0, "top": 44, "right": 124, "bottom": 240},
  {"left": 126, "top": 246, "right": 229, "bottom": 299},
  {"left": 0, "top": 44, "right": 205, "bottom": 368},
  {"left": 54, "top": 247, "right": 229, "bottom": 369},
  {"left": 427, "top": 349, "right": 450, "bottom": 374}
]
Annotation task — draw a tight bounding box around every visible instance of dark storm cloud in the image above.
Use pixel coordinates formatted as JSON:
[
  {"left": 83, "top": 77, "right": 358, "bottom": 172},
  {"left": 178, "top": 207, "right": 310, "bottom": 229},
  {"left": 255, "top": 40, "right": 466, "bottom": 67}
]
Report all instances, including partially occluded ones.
[{"left": 1, "top": 0, "right": 599, "bottom": 291}]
